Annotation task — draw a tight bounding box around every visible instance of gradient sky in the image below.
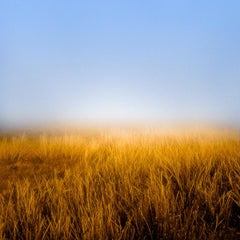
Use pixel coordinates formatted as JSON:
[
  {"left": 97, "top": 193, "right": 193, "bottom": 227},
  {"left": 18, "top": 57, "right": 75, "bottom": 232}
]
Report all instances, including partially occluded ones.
[{"left": 1, "top": 1, "right": 240, "bottom": 127}]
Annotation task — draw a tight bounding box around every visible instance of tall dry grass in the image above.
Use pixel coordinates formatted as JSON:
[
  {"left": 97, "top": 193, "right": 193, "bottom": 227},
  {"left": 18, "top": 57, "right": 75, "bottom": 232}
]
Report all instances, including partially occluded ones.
[{"left": 0, "top": 128, "right": 239, "bottom": 239}]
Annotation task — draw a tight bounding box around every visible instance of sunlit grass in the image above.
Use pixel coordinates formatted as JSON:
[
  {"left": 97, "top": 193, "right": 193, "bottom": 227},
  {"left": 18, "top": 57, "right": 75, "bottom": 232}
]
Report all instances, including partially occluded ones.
[{"left": 0, "top": 128, "right": 239, "bottom": 239}]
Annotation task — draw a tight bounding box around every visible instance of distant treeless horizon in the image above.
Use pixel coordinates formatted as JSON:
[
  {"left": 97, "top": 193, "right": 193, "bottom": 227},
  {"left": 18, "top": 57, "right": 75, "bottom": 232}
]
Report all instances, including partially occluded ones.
[{"left": 1, "top": 1, "right": 240, "bottom": 128}]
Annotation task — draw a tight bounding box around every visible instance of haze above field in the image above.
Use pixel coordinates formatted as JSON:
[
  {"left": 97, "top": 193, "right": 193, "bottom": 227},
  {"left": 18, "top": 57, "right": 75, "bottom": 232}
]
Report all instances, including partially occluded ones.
[{"left": 1, "top": 1, "right": 240, "bottom": 128}]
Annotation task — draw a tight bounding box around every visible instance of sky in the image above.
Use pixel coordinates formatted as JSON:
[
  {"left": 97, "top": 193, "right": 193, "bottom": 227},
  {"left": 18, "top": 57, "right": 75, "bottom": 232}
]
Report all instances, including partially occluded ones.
[{"left": 1, "top": 1, "right": 240, "bottom": 128}]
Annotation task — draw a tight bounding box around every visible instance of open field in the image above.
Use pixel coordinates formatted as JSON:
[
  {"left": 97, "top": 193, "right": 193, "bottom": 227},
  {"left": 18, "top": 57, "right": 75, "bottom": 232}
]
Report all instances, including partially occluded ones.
[{"left": 0, "top": 128, "right": 239, "bottom": 239}]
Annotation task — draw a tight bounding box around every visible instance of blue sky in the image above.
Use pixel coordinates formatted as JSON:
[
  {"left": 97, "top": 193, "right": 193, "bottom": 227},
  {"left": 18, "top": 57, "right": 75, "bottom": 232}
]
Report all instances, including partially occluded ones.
[{"left": 1, "top": 1, "right": 240, "bottom": 127}]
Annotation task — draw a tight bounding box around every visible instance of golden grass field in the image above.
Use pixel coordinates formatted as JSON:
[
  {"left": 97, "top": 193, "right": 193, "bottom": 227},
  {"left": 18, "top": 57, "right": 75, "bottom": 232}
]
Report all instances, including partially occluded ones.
[{"left": 0, "top": 127, "right": 239, "bottom": 239}]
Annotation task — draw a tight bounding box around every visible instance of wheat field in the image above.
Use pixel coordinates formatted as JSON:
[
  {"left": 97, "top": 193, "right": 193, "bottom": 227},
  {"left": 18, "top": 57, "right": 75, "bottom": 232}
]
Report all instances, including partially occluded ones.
[{"left": 0, "top": 128, "right": 239, "bottom": 239}]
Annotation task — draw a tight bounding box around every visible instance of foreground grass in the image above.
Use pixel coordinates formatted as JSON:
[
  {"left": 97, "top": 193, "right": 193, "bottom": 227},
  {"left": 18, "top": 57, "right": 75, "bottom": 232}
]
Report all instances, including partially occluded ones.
[{"left": 0, "top": 128, "right": 239, "bottom": 239}]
